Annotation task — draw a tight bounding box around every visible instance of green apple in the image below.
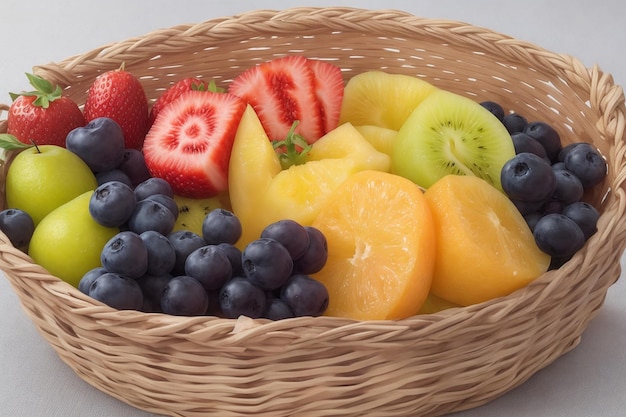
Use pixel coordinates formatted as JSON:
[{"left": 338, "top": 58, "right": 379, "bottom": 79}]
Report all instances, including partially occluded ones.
[
  {"left": 5, "top": 144, "right": 98, "bottom": 225},
  {"left": 28, "top": 191, "right": 118, "bottom": 288}
]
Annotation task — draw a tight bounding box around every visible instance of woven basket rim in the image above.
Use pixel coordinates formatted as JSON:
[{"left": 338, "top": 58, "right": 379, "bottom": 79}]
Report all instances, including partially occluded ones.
[{"left": 1, "top": 7, "right": 626, "bottom": 416}]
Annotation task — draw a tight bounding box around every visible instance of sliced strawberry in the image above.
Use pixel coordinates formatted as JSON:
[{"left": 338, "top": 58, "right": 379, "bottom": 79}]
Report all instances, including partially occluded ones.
[
  {"left": 228, "top": 55, "right": 324, "bottom": 143},
  {"left": 308, "top": 60, "right": 344, "bottom": 133},
  {"left": 142, "top": 90, "right": 246, "bottom": 198},
  {"left": 149, "top": 77, "right": 210, "bottom": 126}
]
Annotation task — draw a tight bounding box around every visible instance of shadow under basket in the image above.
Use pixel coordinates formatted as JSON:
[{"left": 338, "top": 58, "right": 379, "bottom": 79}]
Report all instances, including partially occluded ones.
[{"left": 1, "top": 7, "right": 626, "bottom": 417}]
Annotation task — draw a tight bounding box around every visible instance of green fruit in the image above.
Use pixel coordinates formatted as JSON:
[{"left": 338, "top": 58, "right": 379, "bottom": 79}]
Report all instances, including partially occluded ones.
[
  {"left": 6, "top": 145, "right": 98, "bottom": 225},
  {"left": 173, "top": 193, "right": 231, "bottom": 236},
  {"left": 391, "top": 89, "right": 515, "bottom": 191},
  {"left": 28, "top": 191, "right": 118, "bottom": 288}
]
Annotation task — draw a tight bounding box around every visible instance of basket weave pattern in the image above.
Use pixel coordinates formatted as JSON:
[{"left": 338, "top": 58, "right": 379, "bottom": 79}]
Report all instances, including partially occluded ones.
[{"left": 1, "top": 8, "right": 626, "bottom": 417}]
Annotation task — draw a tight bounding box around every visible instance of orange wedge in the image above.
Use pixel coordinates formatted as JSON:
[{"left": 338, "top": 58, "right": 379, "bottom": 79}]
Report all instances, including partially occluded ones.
[
  {"left": 424, "top": 175, "right": 551, "bottom": 306},
  {"left": 312, "top": 170, "right": 435, "bottom": 320}
]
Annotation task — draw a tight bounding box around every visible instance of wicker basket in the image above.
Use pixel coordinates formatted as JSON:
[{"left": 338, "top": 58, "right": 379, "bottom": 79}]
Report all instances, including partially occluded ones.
[{"left": 1, "top": 7, "right": 625, "bottom": 417}]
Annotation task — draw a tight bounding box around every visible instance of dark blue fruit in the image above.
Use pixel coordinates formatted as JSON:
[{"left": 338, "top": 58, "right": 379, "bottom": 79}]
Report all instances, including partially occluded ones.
[
  {"left": 118, "top": 148, "right": 151, "bottom": 187},
  {"left": 511, "top": 132, "right": 548, "bottom": 160},
  {"left": 261, "top": 219, "right": 310, "bottom": 260},
  {"left": 280, "top": 274, "right": 329, "bottom": 317},
  {"left": 242, "top": 238, "right": 293, "bottom": 290},
  {"left": 501, "top": 153, "right": 557, "bottom": 202},
  {"left": 88, "top": 272, "right": 144, "bottom": 310},
  {"left": 127, "top": 199, "right": 176, "bottom": 236},
  {"left": 140, "top": 230, "right": 176, "bottom": 276},
  {"left": 89, "top": 181, "right": 137, "bottom": 227},
  {"left": 101, "top": 231, "right": 148, "bottom": 278},
  {"left": 293, "top": 226, "right": 328, "bottom": 274},
  {"left": 134, "top": 177, "right": 174, "bottom": 200},
  {"left": 563, "top": 143, "right": 607, "bottom": 188},
  {"left": 263, "top": 298, "right": 295, "bottom": 320},
  {"left": 523, "top": 121, "right": 562, "bottom": 163},
  {"left": 502, "top": 113, "right": 528, "bottom": 134},
  {"left": 202, "top": 209, "right": 242, "bottom": 245},
  {"left": 78, "top": 266, "right": 108, "bottom": 295},
  {"left": 217, "top": 243, "right": 244, "bottom": 276},
  {"left": 161, "top": 275, "right": 208, "bottom": 316},
  {"left": 550, "top": 169, "right": 584, "bottom": 206},
  {"left": 167, "top": 230, "right": 207, "bottom": 276},
  {"left": 562, "top": 201, "right": 600, "bottom": 240},
  {"left": 136, "top": 273, "right": 172, "bottom": 313},
  {"left": 185, "top": 245, "right": 233, "bottom": 291},
  {"left": 144, "top": 194, "right": 179, "bottom": 221},
  {"left": 96, "top": 169, "right": 133, "bottom": 188},
  {"left": 219, "top": 276, "right": 267, "bottom": 319},
  {"left": 533, "top": 213, "right": 585, "bottom": 258},
  {"left": 66, "top": 117, "right": 125, "bottom": 173},
  {"left": 0, "top": 208, "right": 35, "bottom": 249},
  {"left": 480, "top": 101, "right": 505, "bottom": 121}
]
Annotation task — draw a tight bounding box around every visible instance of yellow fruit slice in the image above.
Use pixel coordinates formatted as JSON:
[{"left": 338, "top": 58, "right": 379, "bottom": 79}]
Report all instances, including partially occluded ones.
[
  {"left": 263, "top": 158, "right": 360, "bottom": 227},
  {"left": 423, "top": 175, "right": 551, "bottom": 306},
  {"left": 307, "top": 122, "right": 391, "bottom": 172},
  {"left": 417, "top": 293, "right": 460, "bottom": 315},
  {"left": 339, "top": 71, "right": 438, "bottom": 130},
  {"left": 312, "top": 170, "right": 436, "bottom": 320},
  {"left": 354, "top": 124, "right": 397, "bottom": 157}
]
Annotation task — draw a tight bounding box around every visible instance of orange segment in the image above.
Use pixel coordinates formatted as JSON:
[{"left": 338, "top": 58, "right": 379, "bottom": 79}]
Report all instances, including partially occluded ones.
[
  {"left": 312, "top": 170, "right": 436, "bottom": 320},
  {"left": 423, "top": 175, "right": 551, "bottom": 306}
]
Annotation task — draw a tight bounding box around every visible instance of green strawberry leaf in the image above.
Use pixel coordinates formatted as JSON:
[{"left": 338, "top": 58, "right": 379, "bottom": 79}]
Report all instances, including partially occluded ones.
[
  {"left": 272, "top": 121, "right": 312, "bottom": 170},
  {"left": 8, "top": 73, "right": 63, "bottom": 109}
]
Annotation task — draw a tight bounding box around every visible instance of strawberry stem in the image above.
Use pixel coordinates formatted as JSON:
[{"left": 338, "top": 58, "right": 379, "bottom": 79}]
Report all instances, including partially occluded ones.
[
  {"left": 9, "top": 73, "right": 63, "bottom": 109},
  {"left": 272, "top": 121, "right": 312, "bottom": 169}
]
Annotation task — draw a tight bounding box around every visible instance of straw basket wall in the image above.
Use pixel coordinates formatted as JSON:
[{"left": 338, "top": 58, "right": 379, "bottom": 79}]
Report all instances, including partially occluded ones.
[{"left": 1, "top": 7, "right": 625, "bottom": 417}]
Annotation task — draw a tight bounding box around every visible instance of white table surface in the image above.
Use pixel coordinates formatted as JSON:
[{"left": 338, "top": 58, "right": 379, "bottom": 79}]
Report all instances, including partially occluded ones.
[{"left": 2, "top": 1, "right": 625, "bottom": 416}]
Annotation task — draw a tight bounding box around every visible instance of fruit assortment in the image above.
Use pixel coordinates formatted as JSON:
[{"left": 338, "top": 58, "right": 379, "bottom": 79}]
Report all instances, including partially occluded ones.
[{"left": 0, "top": 56, "right": 608, "bottom": 321}]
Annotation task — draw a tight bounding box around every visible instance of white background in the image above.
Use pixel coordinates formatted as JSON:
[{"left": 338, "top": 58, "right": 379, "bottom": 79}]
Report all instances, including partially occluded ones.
[{"left": 1, "top": 1, "right": 625, "bottom": 416}]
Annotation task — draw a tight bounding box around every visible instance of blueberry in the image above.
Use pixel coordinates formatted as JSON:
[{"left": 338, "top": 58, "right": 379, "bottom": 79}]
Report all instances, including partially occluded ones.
[
  {"left": 501, "top": 153, "right": 556, "bottom": 203},
  {"left": 101, "top": 231, "right": 148, "bottom": 278},
  {"left": 78, "top": 266, "right": 108, "bottom": 295},
  {"left": 217, "top": 243, "right": 244, "bottom": 277},
  {"left": 563, "top": 143, "right": 607, "bottom": 188},
  {"left": 511, "top": 198, "right": 544, "bottom": 216},
  {"left": 219, "top": 276, "right": 267, "bottom": 319},
  {"left": 140, "top": 230, "right": 176, "bottom": 276},
  {"left": 118, "top": 148, "right": 151, "bottom": 187},
  {"left": 511, "top": 132, "right": 548, "bottom": 160},
  {"left": 523, "top": 121, "right": 562, "bottom": 163},
  {"left": 88, "top": 272, "right": 144, "bottom": 310},
  {"left": 533, "top": 213, "right": 585, "bottom": 258},
  {"left": 0, "top": 208, "right": 34, "bottom": 249},
  {"left": 523, "top": 211, "right": 543, "bottom": 232},
  {"left": 293, "top": 226, "right": 328, "bottom": 274},
  {"left": 127, "top": 199, "right": 176, "bottom": 236},
  {"left": 89, "top": 181, "right": 137, "bottom": 227},
  {"left": 280, "top": 274, "right": 329, "bottom": 317},
  {"left": 136, "top": 273, "right": 172, "bottom": 313},
  {"left": 185, "top": 245, "right": 233, "bottom": 291},
  {"left": 202, "top": 209, "right": 242, "bottom": 245},
  {"left": 480, "top": 100, "right": 505, "bottom": 121},
  {"left": 161, "top": 275, "right": 208, "bottom": 316},
  {"left": 167, "top": 230, "right": 207, "bottom": 276},
  {"left": 261, "top": 219, "right": 310, "bottom": 260},
  {"left": 134, "top": 177, "right": 174, "bottom": 200},
  {"left": 502, "top": 113, "right": 528, "bottom": 134},
  {"left": 557, "top": 142, "right": 584, "bottom": 162},
  {"left": 242, "top": 238, "right": 293, "bottom": 290},
  {"left": 66, "top": 117, "right": 125, "bottom": 172},
  {"left": 96, "top": 169, "right": 133, "bottom": 188},
  {"left": 562, "top": 201, "right": 600, "bottom": 240},
  {"left": 263, "top": 298, "right": 295, "bottom": 320},
  {"left": 551, "top": 161, "right": 568, "bottom": 171},
  {"left": 550, "top": 169, "right": 583, "bottom": 206},
  {"left": 144, "top": 194, "right": 179, "bottom": 221}
]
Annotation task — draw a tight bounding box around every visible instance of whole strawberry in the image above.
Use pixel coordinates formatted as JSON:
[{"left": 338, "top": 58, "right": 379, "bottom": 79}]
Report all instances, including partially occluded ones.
[
  {"left": 83, "top": 65, "right": 149, "bottom": 149},
  {"left": 7, "top": 73, "right": 85, "bottom": 147}
]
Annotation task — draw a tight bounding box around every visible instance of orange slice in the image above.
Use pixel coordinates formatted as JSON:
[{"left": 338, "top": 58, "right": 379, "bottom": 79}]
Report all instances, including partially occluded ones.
[
  {"left": 423, "top": 175, "right": 551, "bottom": 306},
  {"left": 312, "top": 170, "right": 436, "bottom": 320}
]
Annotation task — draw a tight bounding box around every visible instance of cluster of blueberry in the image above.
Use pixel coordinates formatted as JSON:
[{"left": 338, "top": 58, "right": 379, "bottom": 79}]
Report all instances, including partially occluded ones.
[{"left": 482, "top": 101, "right": 606, "bottom": 268}]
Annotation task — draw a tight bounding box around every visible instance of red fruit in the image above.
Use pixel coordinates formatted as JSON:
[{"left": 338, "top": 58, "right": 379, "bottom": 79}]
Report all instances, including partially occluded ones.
[
  {"left": 7, "top": 73, "right": 85, "bottom": 147},
  {"left": 149, "top": 78, "right": 210, "bottom": 126},
  {"left": 143, "top": 90, "right": 246, "bottom": 198},
  {"left": 309, "top": 59, "right": 344, "bottom": 133},
  {"left": 83, "top": 66, "right": 149, "bottom": 149},
  {"left": 229, "top": 55, "right": 334, "bottom": 144}
]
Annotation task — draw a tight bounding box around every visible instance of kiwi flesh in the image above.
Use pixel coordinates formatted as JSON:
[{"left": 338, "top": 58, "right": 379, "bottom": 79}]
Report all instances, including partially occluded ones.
[
  {"left": 391, "top": 89, "right": 515, "bottom": 191},
  {"left": 173, "top": 194, "right": 231, "bottom": 236}
]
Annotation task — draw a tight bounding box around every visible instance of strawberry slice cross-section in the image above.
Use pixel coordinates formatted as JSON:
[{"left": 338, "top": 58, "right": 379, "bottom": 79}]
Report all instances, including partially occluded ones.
[{"left": 143, "top": 90, "right": 246, "bottom": 198}]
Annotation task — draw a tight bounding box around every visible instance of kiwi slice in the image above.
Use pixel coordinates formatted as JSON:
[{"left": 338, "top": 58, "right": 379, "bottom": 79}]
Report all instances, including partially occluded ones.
[
  {"left": 173, "top": 194, "right": 231, "bottom": 236},
  {"left": 391, "top": 89, "right": 515, "bottom": 191}
]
